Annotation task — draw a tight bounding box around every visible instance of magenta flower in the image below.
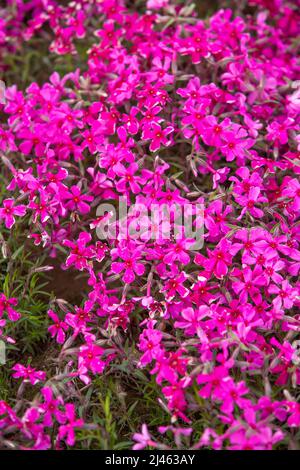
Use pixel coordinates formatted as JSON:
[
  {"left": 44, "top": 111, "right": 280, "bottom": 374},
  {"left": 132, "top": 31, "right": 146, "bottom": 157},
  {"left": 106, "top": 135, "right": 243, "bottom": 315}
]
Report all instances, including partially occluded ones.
[
  {"left": 0, "top": 294, "right": 21, "bottom": 321},
  {"left": 0, "top": 199, "right": 26, "bottom": 229},
  {"left": 133, "top": 424, "right": 157, "bottom": 450},
  {"left": 163, "top": 238, "right": 194, "bottom": 265},
  {"left": 220, "top": 127, "right": 254, "bottom": 161},
  {"left": 269, "top": 280, "right": 297, "bottom": 311},
  {"left": 12, "top": 363, "right": 46, "bottom": 385},
  {"left": 111, "top": 245, "right": 145, "bottom": 284},
  {"left": 142, "top": 123, "right": 173, "bottom": 152},
  {"left": 138, "top": 326, "right": 163, "bottom": 366},
  {"left": 58, "top": 404, "right": 84, "bottom": 447},
  {"left": 232, "top": 266, "right": 266, "bottom": 303},
  {"left": 114, "top": 162, "right": 141, "bottom": 194},
  {"left": 175, "top": 305, "right": 211, "bottom": 338},
  {"left": 63, "top": 185, "right": 93, "bottom": 214},
  {"left": 266, "top": 118, "right": 294, "bottom": 145},
  {"left": 282, "top": 177, "right": 300, "bottom": 212},
  {"left": 18, "top": 126, "right": 46, "bottom": 157},
  {"left": 205, "top": 199, "right": 232, "bottom": 239},
  {"left": 161, "top": 272, "right": 189, "bottom": 300},
  {"left": 196, "top": 239, "right": 233, "bottom": 279},
  {"left": 0, "top": 0, "right": 299, "bottom": 451},
  {"left": 78, "top": 343, "right": 106, "bottom": 381},
  {"left": 230, "top": 227, "right": 265, "bottom": 259},
  {"left": 235, "top": 187, "right": 268, "bottom": 219},
  {"left": 230, "top": 166, "right": 262, "bottom": 196},
  {"left": 202, "top": 116, "right": 231, "bottom": 147},
  {"left": 122, "top": 107, "right": 139, "bottom": 135},
  {"left": 64, "top": 232, "right": 94, "bottom": 271},
  {"left": 47, "top": 309, "right": 69, "bottom": 344},
  {"left": 220, "top": 379, "right": 249, "bottom": 415},
  {"left": 148, "top": 57, "right": 174, "bottom": 85},
  {"left": 197, "top": 366, "right": 229, "bottom": 400},
  {"left": 39, "top": 387, "right": 65, "bottom": 426}
]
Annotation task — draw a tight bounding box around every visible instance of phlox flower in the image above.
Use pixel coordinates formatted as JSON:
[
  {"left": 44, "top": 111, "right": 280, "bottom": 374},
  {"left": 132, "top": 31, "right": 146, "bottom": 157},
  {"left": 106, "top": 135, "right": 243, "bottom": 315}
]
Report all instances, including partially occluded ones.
[
  {"left": 220, "top": 379, "right": 249, "bottom": 415},
  {"left": 58, "top": 404, "right": 84, "bottom": 447},
  {"left": 122, "top": 107, "right": 139, "bottom": 135},
  {"left": 148, "top": 57, "right": 174, "bottom": 85},
  {"left": 232, "top": 266, "right": 266, "bottom": 303},
  {"left": 230, "top": 166, "right": 262, "bottom": 195},
  {"left": 230, "top": 227, "right": 265, "bottom": 259},
  {"left": 63, "top": 185, "right": 93, "bottom": 214},
  {"left": 195, "top": 239, "right": 233, "bottom": 279},
  {"left": 77, "top": 343, "right": 106, "bottom": 384},
  {"left": 220, "top": 127, "right": 254, "bottom": 162},
  {"left": 175, "top": 306, "right": 211, "bottom": 337},
  {"left": 282, "top": 177, "right": 300, "bottom": 212},
  {"left": 39, "top": 387, "right": 65, "bottom": 426},
  {"left": 47, "top": 309, "right": 69, "bottom": 344},
  {"left": 205, "top": 199, "right": 232, "bottom": 239},
  {"left": 266, "top": 118, "right": 294, "bottom": 145},
  {"left": 197, "top": 366, "right": 229, "bottom": 400},
  {"left": 12, "top": 363, "right": 46, "bottom": 385},
  {"left": 201, "top": 116, "right": 231, "bottom": 147},
  {"left": 133, "top": 424, "right": 157, "bottom": 450},
  {"left": 0, "top": 294, "right": 21, "bottom": 321},
  {"left": 64, "top": 232, "right": 94, "bottom": 271},
  {"left": 150, "top": 349, "right": 188, "bottom": 384},
  {"left": 161, "top": 272, "right": 189, "bottom": 301},
  {"left": 111, "top": 245, "right": 145, "bottom": 283},
  {"left": 138, "top": 325, "right": 163, "bottom": 366},
  {"left": 142, "top": 123, "right": 173, "bottom": 152},
  {"left": 114, "top": 162, "right": 141, "bottom": 194},
  {"left": 0, "top": 198, "right": 26, "bottom": 229},
  {"left": 235, "top": 187, "right": 267, "bottom": 219},
  {"left": 162, "top": 377, "right": 191, "bottom": 423},
  {"left": 163, "top": 238, "right": 194, "bottom": 265},
  {"left": 269, "top": 280, "right": 297, "bottom": 310}
]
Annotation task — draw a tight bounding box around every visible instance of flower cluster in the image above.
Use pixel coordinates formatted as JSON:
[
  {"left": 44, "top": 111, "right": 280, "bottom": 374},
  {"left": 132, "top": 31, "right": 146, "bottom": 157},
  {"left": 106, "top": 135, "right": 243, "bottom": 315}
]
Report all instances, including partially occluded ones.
[{"left": 0, "top": 0, "right": 300, "bottom": 450}]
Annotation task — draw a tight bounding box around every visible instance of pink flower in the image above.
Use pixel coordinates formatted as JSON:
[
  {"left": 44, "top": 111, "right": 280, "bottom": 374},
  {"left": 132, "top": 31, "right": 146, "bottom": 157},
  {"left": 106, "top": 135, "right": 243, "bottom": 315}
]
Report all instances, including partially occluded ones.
[
  {"left": 63, "top": 186, "right": 93, "bottom": 214},
  {"left": 58, "top": 404, "right": 84, "bottom": 447},
  {"left": 161, "top": 272, "right": 189, "bottom": 300},
  {"left": 197, "top": 366, "right": 229, "bottom": 400},
  {"left": 142, "top": 123, "right": 173, "bottom": 152},
  {"left": 0, "top": 199, "right": 26, "bottom": 229},
  {"left": 175, "top": 306, "right": 211, "bottom": 337},
  {"left": 133, "top": 424, "right": 157, "bottom": 450},
  {"left": 235, "top": 187, "right": 267, "bottom": 219},
  {"left": 269, "top": 280, "right": 297, "bottom": 310},
  {"left": 202, "top": 116, "right": 231, "bottom": 147},
  {"left": 47, "top": 309, "right": 68, "bottom": 344},
  {"left": 12, "top": 363, "right": 46, "bottom": 385},
  {"left": 205, "top": 199, "right": 232, "bottom": 239},
  {"left": 220, "top": 379, "right": 249, "bottom": 415},
  {"left": 39, "top": 387, "right": 65, "bottom": 426},
  {"left": 196, "top": 239, "right": 233, "bottom": 279},
  {"left": 148, "top": 57, "right": 174, "bottom": 85},
  {"left": 114, "top": 162, "right": 141, "bottom": 194},
  {"left": 138, "top": 325, "right": 163, "bottom": 366},
  {"left": 111, "top": 245, "right": 145, "bottom": 284},
  {"left": 220, "top": 127, "right": 254, "bottom": 162},
  {"left": 266, "top": 118, "right": 294, "bottom": 145},
  {"left": 0, "top": 294, "right": 21, "bottom": 321},
  {"left": 64, "top": 232, "right": 94, "bottom": 271},
  {"left": 232, "top": 266, "right": 266, "bottom": 303},
  {"left": 163, "top": 238, "right": 194, "bottom": 265}
]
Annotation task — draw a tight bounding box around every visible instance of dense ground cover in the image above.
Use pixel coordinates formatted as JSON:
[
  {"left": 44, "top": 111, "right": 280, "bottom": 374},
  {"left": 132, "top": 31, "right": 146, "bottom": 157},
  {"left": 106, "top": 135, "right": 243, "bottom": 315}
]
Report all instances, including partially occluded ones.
[{"left": 0, "top": 0, "right": 299, "bottom": 450}]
